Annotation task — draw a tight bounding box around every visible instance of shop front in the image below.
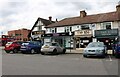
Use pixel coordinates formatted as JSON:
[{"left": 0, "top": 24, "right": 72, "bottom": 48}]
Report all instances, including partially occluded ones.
[
  {"left": 43, "top": 32, "right": 74, "bottom": 49},
  {"left": 74, "top": 30, "right": 93, "bottom": 49},
  {"left": 31, "top": 31, "right": 45, "bottom": 43},
  {"left": 95, "top": 29, "right": 118, "bottom": 50}
]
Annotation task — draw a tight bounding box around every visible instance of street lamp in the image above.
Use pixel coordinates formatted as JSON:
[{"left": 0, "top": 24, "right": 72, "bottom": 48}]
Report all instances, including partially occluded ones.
[{"left": 69, "top": 31, "right": 72, "bottom": 52}]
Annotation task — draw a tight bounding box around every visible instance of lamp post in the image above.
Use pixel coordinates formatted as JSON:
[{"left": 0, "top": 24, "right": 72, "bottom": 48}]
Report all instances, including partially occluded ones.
[{"left": 69, "top": 31, "right": 72, "bottom": 52}]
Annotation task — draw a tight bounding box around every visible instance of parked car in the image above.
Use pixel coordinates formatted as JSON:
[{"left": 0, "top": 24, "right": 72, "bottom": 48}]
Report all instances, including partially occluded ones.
[
  {"left": 83, "top": 42, "right": 107, "bottom": 58},
  {"left": 41, "top": 42, "right": 66, "bottom": 55},
  {"left": 20, "top": 41, "right": 41, "bottom": 54},
  {"left": 114, "top": 42, "right": 120, "bottom": 58},
  {"left": 4, "top": 41, "right": 23, "bottom": 53}
]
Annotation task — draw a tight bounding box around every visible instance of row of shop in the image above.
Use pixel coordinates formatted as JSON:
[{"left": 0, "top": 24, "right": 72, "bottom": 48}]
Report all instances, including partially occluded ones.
[{"left": 32, "top": 29, "right": 118, "bottom": 50}]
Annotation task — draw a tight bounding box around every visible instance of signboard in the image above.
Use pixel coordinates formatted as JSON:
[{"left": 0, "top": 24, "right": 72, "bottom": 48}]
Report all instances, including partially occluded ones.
[
  {"left": 53, "top": 33, "right": 59, "bottom": 36},
  {"left": 32, "top": 31, "right": 44, "bottom": 35},
  {"left": 95, "top": 29, "right": 118, "bottom": 37},
  {"left": 75, "top": 30, "right": 92, "bottom": 36}
]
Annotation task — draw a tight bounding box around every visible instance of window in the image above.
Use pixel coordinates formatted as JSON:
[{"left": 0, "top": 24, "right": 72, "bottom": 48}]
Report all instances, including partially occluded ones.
[
  {"left": 50, "top": 28, "right": 56, "bottom": 33},
  {"left": 55, "top": 28, "right": 57, "bottom": 33},
  {"left": 101, "top": 22, "right": 111, "bottom": 29},
  {"left": 65, "top": 26, "right": 72, "bottom": 32},
  {"left": 50, "top": 28, "right": 52, "bottom": 32},
  {"left": 70, "top": 27, "right": 72, "bottom": 31},
  {"left": 81, "top": 24, "right": 89, "bottom": 30}
]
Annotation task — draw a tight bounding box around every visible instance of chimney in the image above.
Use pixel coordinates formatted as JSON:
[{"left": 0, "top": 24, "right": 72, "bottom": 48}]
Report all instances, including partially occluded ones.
[
  {"left": 56, "top": 18, "right": 58, "bottom": 22},
  {"left": 80, "top": 10, "right": 87, "bottom": 18},
  {"left": 49, "top": 16, "right": 52, "bottom": 21},
  {"left": 116, "top": 4, "right": 120, "bottom": 13},
  {"left": 116, "top": 4, "right": 120, "bottom": 19}
]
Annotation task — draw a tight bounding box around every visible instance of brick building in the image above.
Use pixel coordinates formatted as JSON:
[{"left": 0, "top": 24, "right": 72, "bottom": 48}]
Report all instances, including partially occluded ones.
[{"left": 8, "top": 28, "right": 30, "bottom": 41}]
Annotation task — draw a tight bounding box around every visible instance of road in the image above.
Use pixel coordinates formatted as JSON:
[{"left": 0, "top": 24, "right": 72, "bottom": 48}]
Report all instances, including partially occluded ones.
[{"left": 1, "top": 47, "right": 118, "bottom": 75}]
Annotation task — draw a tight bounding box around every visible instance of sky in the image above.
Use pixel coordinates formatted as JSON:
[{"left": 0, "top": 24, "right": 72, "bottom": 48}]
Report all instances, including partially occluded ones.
[{"left": 0, "top": 0, "right": 120, "bottom": 35}]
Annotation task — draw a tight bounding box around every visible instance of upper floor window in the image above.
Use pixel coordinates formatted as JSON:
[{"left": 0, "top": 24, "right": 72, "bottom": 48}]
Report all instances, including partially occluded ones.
[
  {"left": 50, "top": 28, "right": 57, "bottom": 33},
  {"left": 101, "top": 22, "right": 111, "bottom": 29},
  {"left": 81, "top": 24, "right": 90, "bottom": 30},
  {"left": 65, "top": 26, "right": 72, "bottom": 32}
]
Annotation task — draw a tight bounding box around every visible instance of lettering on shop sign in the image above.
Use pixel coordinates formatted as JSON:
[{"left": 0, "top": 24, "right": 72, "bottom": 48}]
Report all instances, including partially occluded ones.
[
  {"left": 32, "top": 31, "right": 44, "bottom": 35},
  {"left": 95, "top": 29, "right": 118, "bottom": 37},
  {"left": 75, "top": 30, "right": 92, "bottom": 36}
]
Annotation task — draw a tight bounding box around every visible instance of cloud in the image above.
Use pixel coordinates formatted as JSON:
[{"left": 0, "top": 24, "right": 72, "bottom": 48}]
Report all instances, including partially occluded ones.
[{"left": 0, "top": 0, "right": 119, "bottom": 34}]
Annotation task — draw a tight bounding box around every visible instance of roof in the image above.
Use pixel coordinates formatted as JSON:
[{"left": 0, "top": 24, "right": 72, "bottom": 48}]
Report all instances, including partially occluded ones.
[
  {"left": 28, "top": 17, "right": 55, "bottom": 38},
  {"left": 46, "top": 11, "right": 120, "bottom": 28}
]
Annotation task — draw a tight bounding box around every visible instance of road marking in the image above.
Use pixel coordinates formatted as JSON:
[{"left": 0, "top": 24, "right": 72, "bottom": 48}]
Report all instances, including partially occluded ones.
[
  {"left": 43, "top": 55, "right": 57, "bottom": 58},
  {"left": 106, "top": 55, "right": 112, "bottom": 61},
  {"left": 109, "top": 55, "right": 112, "bottom": 61},
  {"left": 23, "top": 55, "right": 35, "bottom": 56}
]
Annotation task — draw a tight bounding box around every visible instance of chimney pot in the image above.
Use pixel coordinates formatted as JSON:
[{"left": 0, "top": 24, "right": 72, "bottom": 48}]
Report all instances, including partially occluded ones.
[
  {"left": 49, "top": 16, "right": 52, "bottom": 21},
  {"left": 56, "top": 18, "right": 58, "bottom": 22},
  {"left": 80, "top": 10, "right": 87, "bottom": 18},
  {"left": 116, "top": 4, "right": 120, "bottom": 12}
]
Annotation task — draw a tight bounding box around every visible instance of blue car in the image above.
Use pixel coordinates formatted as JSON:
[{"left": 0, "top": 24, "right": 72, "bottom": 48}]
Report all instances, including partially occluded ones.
[
  {"left": 20, "top": 41, "right": 41, "bottom": 54},
  {"left": 115, "top": 42, "right": 120, "bottom": 58}
]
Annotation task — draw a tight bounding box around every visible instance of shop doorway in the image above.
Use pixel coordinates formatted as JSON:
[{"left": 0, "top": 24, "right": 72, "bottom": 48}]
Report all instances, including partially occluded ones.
[{"left": 75, "top": 37, "right": 92, "bottom": 48}]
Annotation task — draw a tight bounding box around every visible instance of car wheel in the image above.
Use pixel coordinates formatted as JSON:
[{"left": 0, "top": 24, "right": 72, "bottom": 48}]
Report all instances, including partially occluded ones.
[
  {"left": 13, "top": 49, "right": 17, "bottom": 53},
  {"left": 83, "top": 54, "right": 88, "bottom": 58},
  {"left": 41, "top": 52, "right": 45, "bottom": 55},
  {"left": 62, "top": 49, "right": 66, "bottom": 54},
  {"left": 5, "top": 50, "right": 11, "bottom": 53},
  {"left": 53, "top": 49, "right": 57, "bottom": 55},
  {"left": 31, "top": 49, "right": 35, "bottom": 54}
]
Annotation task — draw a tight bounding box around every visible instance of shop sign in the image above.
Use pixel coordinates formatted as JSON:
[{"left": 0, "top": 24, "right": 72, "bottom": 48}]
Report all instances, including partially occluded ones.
[
  {"left": 32, "top": 31, "right": 44, "bottom": 35},
  {"left": 75, "top": 30, "right": 92, "bottom": 36},
  {"left": 95, "top": 29, "right": 118, "bottom": 37},
  {"left": 83, "top": 40, "right": 89, "bottom": 43},
  {"left": 53, "top": 33, "right": 59, "bottom": 36}
]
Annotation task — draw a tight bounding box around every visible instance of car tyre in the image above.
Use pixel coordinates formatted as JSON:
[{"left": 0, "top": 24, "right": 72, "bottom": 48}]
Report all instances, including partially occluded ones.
[
  {"left": 31, "top": 49, "right": 35, "bottom": 54},
  {"left": 53, "top": 49, "right": 57, "bottom": 55},
  {"left": 62, "top": 49, "right": 66, "bottom": 54},
  {"left": 5, "top": 50, "right": 11, "bottom": 53},
  {"left": 41, "top": 52, "right": 45, "bottom": 55},
  {"left": 13, "top": 49, "right": 18, "bottom": 53},
  {"left": 83, "top": 54, "right": 88, "bottom": 58}
]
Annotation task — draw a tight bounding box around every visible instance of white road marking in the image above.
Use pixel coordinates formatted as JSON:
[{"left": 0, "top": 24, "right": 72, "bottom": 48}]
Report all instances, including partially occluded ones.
[
  {"left": 106, "top": 55, "right": 112, "bottom": 61},
  {"left": 109, "top": 55, "right": 112, "bottom": 61},
  {"left": 23, "top": 55, "right": 35, "bottom": 56}
]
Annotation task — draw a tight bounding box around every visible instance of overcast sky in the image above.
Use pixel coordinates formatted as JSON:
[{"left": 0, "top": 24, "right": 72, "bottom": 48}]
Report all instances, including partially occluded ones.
[{"left": 0, "top": 0, "right": 119, "bottom": 35}]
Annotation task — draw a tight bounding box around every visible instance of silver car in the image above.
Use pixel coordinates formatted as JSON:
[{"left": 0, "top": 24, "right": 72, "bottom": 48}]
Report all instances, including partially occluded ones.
[
  {"left": 83, "top": 42, "right": 107, "bottom": 58},
  {"left": 41, "top": 42, "right": 66, "bottom": 55}
]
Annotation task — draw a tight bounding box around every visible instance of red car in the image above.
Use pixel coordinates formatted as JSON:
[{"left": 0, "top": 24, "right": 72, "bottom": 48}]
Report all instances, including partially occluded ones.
[{"left": 4, "top": 41, "right": 23, "bottom": 53}]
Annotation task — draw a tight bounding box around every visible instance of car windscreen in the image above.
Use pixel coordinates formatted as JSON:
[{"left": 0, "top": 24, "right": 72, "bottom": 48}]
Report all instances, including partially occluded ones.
[
  {"left": 6, "top": 42, "right": 13, "bottom": 45},
  {"left": 51, "top": 43, "right": 59, "bottom": 46},
  {"left": 22, "top": 42, "right": 29, "bottom": 45},
  {"left": 44, "top": 43, "right": 59, "bottom": 46},
  {"left": 87, "top": 42, "right": 104, "bottom": 47}
]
